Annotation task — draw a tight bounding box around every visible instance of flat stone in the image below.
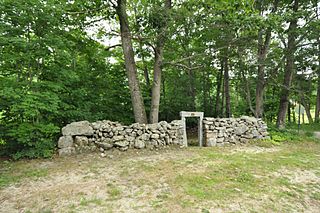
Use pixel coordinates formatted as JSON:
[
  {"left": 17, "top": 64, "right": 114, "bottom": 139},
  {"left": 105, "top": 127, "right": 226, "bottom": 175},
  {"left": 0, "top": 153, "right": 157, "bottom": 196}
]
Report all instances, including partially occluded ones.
[
  {"left": 252, "top": 130, "right": 260, "bottom": 138},
  {"left": 125, "top": 136, "right": 135, "bottom": 142},
  {"left": 58, "top": 136, "right": 73, "bottom": 148},
  {"left": 137, "top": 130, "right": 143, "bottom": 135},
  {"left": 243, "top": 134, "right": 254, "bottom": 139},
  {"left": 119, "top": 146, "right": 129, "bottom": 151},
  {"left": 114, "top": 140, "right": 129, "bottom": 147},
  {"left": 240, "top": 138, "right": 249, "bottom": 143},
  {"left": 58, "top": 147, "right": 76, "bottom": 156},
  {"left": 96, "top": 141, "right": 113, "bottom": 150},
  {"left": 62, "top": 121, "right": 94, "bottom": 136},
  {"left": 138, "top": 133, "right": 150, "bottom": 141},
  {"left": 240, "top": 116, "right": 258, "bottom": 125},
  {"left": 217, "top": 137, "right": 224, "bottom": 143},
  {"left": 113, "top": 135, "right": 124, "bottom": 141},
  {"left": 235, "top": 124, "right": 249, "bottom": 135},
  {"left": 151, "top": 134, "right": 160, "bottom": 139}
]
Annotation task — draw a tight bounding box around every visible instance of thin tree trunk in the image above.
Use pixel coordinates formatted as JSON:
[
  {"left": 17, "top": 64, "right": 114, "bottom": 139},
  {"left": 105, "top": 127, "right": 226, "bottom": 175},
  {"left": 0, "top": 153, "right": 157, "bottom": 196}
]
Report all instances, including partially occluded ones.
[
  {"left": 300, "top": 95, "right": 313, "bottom": 123},
  {"left": 221, "top": 69, "right": 225, "bottom": 117},
  {"left": 140, "top": 43, "right": 151, "bottom": 91},
  {"left": 276, "top": 0, "right": 299, "bottom": 128},
  {"left": 288, "top": 101, "right": 291, "bottom": 123},
  {"left": 203, "top": 69, "right": 208, "bottom": 114},
  {"left": 255, "top": 0, "right": 279, "bottom": 118},
  {"left": 214, "top": 61, "right": 223, "bottom": 117},
  {"left": 315, "top": 39, "right": 320, "bottom": 122},
  {"left": 242, "top": 69, "right": 255, "bottom": 115},
  {"left": 187, "top": 63, "right": 196, "bottom": 111},
  {"left": 150, "top": 46, "right": 164, "bottom": 123},
  {"left": 316, "top": 63, "right": 320, "bottom": 123},
  {"left": 116, "top": 0, "right": 147, "bottom": 124},
  {"left": 293, "top": 105, "right": 296, "bottom": 123},
  {"left": 133, "top": 6, "right": 151, "bottom": 93},
  {"left": 223, "top": 54, "right": 231, "bottom": 118},
  {"left": 149, "top": 0, "right": 171, "bottom": 123}
]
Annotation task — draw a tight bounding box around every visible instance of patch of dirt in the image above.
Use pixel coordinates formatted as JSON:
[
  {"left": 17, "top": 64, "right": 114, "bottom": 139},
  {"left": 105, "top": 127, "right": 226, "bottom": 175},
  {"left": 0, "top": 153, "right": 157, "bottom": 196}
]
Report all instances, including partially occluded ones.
[
  {"left": 229, "top": 145, "right": 280, "bottom": 154},
  {"left": 272, "top": 168, "right": 320, "bottom": 212},
  {"left": 0, "top": 148, "right": 199, "bottom": 213},
  {"left": 274, "top": 169, "right": 320, "bottom": 184}
]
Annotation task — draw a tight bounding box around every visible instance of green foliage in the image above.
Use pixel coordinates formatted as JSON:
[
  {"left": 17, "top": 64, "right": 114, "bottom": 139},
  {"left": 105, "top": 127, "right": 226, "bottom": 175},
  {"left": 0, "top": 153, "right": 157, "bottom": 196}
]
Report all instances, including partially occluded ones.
[
  {"left": 1, "top": 0, "right": 319, "bottom": 159},
  {"left": 250, "top": 138, "right": 280, "bottom": 147},
  {"left": 0, "top": 0, "right": 132, "bottom": 159}
]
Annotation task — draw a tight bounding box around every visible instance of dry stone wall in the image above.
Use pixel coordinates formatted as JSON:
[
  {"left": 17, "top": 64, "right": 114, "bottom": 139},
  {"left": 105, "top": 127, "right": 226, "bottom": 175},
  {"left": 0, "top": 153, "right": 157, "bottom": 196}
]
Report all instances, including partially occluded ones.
[
  {"left": 203, "top": 116, "right": 269, "bottom": 146},
  {"left": 58, "top": 120, "right": 184, "bottom": 156}
]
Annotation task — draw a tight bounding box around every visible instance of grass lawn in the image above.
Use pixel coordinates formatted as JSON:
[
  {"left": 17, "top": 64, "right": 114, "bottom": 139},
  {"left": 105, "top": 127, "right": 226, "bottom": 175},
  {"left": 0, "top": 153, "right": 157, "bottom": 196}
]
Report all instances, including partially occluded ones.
[{"left": 0, "top": 139, "right": 320, "bottom": 212}]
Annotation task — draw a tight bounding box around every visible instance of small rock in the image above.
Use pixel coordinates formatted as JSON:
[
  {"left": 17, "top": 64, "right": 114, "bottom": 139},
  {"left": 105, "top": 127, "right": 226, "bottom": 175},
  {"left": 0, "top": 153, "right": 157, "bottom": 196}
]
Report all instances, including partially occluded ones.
[
  {"left": 134, "top": 140, "right": 145, "bottom": 149},
  {"left": 58, "top": 147, "right": 76, "bottom": 156}
]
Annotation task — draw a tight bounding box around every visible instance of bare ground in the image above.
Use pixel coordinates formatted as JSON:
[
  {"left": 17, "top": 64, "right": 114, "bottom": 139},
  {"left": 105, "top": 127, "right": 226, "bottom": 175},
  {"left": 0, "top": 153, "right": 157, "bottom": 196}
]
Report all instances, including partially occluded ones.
[{"left": 0, "top": 143, "right": 319, "bottom": 213}]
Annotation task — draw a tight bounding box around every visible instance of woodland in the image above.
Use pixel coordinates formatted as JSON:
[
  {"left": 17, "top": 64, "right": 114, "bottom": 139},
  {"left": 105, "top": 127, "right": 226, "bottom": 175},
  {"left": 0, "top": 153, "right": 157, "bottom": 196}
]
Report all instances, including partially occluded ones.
[{"left": 0, "top": 0, "right": 320, "bottom": 159}]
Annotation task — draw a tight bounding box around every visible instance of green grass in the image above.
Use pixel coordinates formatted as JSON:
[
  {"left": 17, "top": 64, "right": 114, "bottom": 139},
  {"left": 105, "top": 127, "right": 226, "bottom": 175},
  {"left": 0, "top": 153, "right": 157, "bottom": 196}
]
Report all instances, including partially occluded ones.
[
  {"left": 1, "top": 137, "right": 319, "bottom": 212},
  {"left": 127, "top": 139, "right": 320, "bottom": 211},
  {"left": 106, "top": 183, "right": 121, "bottom": 199},
  {"left": 179, "top": 143, "right": 318, "bottom": 206},
  {"left": 268, "top": 122, "right": 320, "bottom": 143},
  {"left": 79, "top": 197, "right": 103, "bottom": 206}
]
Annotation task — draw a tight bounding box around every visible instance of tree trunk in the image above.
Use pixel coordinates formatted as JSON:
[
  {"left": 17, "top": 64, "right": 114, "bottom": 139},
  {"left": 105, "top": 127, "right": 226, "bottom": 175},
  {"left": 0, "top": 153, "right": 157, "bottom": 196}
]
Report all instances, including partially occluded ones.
[
  {"left": 287, "top": 101, "right": 291, "bottom": 123},
  {"left": 116, "top": 0, "right": 147, "bottom": 124},
  {"left": 242, "top": 69, "right": 255, "bottom": 115},
  {"left": 188, "top": 65, "right": 196, "bottom": 111},
  {"left": 221, "top": 69, "right": 225, "bottom": 117},
  {"left": 276, "top": 0, "right": 299, "bottom": 128},
  {"left": 150, "top": 46, "right": 164, "bottom": 123},
  {"left": 316, "top": 67, "right": 320, "bottom": 123},
  {"left": 223, "top": 54, "right": 231, "bottom": 118},
  {"left": 300, "top": 95, "right": 313, "bottom": 123},
  {"left": 315, "top": 39, "right": 320, "bottom": 122},
  {"left": 255, "top": 29, "right": 269, "bottom": 118},
  {"left": 149, "top": 0, "right": 171, "bottom": 123},
  {"left": 255, "top": 0, "right": 279, "bottom": 118},
  {"left": 140, "top": 44, "right": 151, "bottom": 92},
  {"left": 214, "top": 60, "right": 223, "bottom": 117}
]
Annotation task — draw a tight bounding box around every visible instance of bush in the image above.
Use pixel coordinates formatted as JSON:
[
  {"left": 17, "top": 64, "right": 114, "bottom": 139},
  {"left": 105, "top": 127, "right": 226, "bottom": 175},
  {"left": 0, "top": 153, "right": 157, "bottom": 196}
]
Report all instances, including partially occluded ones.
[
  {"left": 6, "top": 123, "right": 59, "bottom": 159},
  {"left": 0, "top": 79, "right": 61, "bottom": 159}
]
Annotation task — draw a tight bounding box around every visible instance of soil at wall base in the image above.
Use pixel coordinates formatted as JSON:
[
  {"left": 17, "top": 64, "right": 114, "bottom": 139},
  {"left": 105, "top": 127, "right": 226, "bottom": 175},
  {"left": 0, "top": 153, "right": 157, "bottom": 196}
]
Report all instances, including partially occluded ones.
[{"left": 187, "top": 126, "right": 199, "bottom": 146}]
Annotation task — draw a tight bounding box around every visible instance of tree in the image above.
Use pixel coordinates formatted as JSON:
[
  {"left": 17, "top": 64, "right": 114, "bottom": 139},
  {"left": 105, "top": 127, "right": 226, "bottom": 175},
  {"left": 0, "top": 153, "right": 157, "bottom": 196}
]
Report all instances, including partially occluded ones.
[
  {"left": 149, "top": 0, "right": 172, "bottom": 123},
  {"left": 116, "top": 0, "right": 148, "bottom": 124},
  {"left": 276, "top": 0, "right": 299, "bottom": 128},
  {"left": 255, "top": 0, "right": 280, "bottom": 118}
]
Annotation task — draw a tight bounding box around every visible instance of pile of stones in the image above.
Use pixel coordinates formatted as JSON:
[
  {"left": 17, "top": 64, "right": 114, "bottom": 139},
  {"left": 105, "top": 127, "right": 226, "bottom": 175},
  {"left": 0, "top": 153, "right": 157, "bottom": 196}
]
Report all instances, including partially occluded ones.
[
  {"left": 203, "top": 116, "right": 269, "bottom": 146},
  {"left": 58, "top": 120, "right": 183, "bottom": 156}
]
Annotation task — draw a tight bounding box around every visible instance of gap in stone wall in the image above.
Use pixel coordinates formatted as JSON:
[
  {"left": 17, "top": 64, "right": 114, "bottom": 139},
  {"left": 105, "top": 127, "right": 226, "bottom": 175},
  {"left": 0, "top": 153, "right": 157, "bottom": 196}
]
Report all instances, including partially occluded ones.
[{"left": 186, "top": 117, "right": 199, "bottom": 146}]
